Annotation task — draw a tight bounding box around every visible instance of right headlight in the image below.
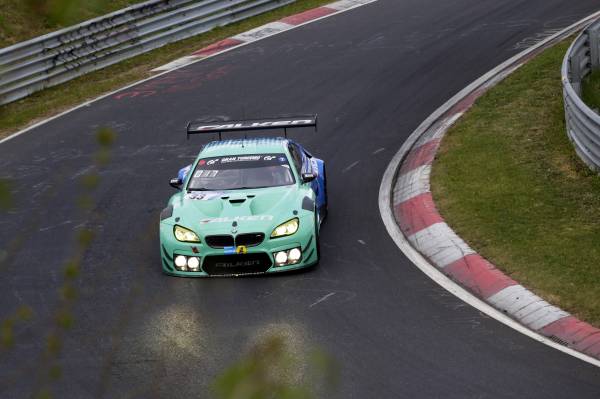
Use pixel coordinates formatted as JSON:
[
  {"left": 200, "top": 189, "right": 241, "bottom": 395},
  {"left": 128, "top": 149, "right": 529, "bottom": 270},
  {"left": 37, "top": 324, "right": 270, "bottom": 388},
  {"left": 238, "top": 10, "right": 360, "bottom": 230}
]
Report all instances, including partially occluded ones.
[
  {"left": 271, "top": 218, "right": 299, "bottom": 238},
  {"left": 173, "top": 225, "right": 200, "bottom": 243}
]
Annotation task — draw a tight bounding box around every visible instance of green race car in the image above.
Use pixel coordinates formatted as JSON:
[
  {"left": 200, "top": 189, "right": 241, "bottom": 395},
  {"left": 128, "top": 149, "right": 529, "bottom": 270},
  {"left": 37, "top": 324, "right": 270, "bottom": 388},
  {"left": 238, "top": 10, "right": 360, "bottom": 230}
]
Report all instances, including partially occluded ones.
[{"left": 159, "top": 116, "right": 327, "bottom": 277}]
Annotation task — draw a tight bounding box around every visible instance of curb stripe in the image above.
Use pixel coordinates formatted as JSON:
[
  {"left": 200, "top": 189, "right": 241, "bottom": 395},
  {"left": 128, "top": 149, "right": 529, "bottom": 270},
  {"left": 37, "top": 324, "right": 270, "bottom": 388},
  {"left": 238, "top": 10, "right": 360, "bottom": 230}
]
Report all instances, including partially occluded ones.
[
  {"left": 192, "top": 38, "right": 245, "bottom": 57},
  {"left": 327, "top": 0, "right": 377, "bottom": 10},
  {"left": 541, "top": 316, "right": 600, "bottom": 352},
  {"left": 231, "top": 21, "right": 293, "bottom": 42},
  {"left": 392, "top": 165, "right": 431, "bottom": 204},
  {"left": 444, "top": 254, "right": 517, "bottom": 299},
  {"left": 280, "top": 7, "right": 336, "bottom": 25},
  {"left": 579, "top": 333, "right": 600, "bottom": 351},
  {"left": 399, "top": 139, "right": 440, "bottom": 175},
  {"left": 393, "top": 193, "right": 443, "bottom": 237},
  {"left": 408, "top": 222, "right": 475, "bottom": 268},
  {"left": 487, "top": 285, "right": 569, "bottom": 330}
]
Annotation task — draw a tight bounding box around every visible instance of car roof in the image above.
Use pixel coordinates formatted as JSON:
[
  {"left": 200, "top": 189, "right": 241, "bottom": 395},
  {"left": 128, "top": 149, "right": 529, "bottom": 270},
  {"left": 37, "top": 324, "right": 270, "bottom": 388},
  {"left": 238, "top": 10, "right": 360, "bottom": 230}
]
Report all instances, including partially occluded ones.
[{"left": 199, "top": 137, "right": 292, "bottom": 157}]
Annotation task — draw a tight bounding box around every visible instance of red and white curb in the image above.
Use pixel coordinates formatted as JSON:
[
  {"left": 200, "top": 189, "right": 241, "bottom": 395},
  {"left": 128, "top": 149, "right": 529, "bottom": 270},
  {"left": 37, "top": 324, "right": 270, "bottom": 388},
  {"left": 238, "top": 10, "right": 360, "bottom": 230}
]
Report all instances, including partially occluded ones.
[
  {"left": 152, "top": 0, "right": 377, "bottom": 72},
  {"left": 380, "top": 11, "right": 600, "bottom": 366}
]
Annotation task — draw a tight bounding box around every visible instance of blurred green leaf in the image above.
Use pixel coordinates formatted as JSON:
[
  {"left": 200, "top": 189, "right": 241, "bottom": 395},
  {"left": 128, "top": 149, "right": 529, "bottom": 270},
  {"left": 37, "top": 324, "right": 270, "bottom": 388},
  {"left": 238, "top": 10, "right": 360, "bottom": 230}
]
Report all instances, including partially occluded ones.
[
  {"left": 80, "top": 173, "right": 100, "bottom": 190},
  {"left": 59, "top": 283, "right": 77, "bottom": 301},
  {"left": 1, "top": 319, "right": 14, "bottom": 348},
  {"left": 94, "top": 149, "right": 112, "bottom": 166},
  {"left": 16, "top": 305, "right": 34, "bottom": 321},
  {"left": 46, "top": 333, "right": 61, "bottom": 355},
  {"left": 77, "top": 228, "right": 95, "bottom": 247},
  {"left": 213, "top": 334, "right": 336, "bottom": 399},
  {"left": 76, "top": 195, "right": 94, "bottom": 211},
  {"left": 33, "top": 388, "right": 53, "bottom": 399},
  {"left": 49, "top": 364, "right": 62, "bottom": 380},
  {"left": 56, "top": 310, "right": 74, "bottom": 329},
  {"left": 96, "top": 127, "right": 116, "bottom": 148},
  {"left": 64, "top": 259, "right": 80, "bottom": 279},
  {"left": 0, "top": 179, "right": 13, "bottom": 210}
]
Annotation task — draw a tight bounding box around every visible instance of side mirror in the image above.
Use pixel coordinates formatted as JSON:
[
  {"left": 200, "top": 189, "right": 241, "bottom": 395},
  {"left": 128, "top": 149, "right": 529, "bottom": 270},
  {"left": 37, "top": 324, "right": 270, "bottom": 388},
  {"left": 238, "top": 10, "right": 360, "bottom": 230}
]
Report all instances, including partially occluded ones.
[
  {"left": 170, "top": 178, "right": 182, "bottom": 189},
  {"left": 301, "top": 173, "right": 316, "bottom": 183}
]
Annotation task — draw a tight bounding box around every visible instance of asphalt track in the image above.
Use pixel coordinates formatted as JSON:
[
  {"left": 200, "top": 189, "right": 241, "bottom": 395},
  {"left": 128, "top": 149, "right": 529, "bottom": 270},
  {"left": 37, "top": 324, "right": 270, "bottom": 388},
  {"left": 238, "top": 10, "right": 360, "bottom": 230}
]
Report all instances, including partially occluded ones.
[{"left": 2, "top": 1, "right": 600, "bottom": 397}]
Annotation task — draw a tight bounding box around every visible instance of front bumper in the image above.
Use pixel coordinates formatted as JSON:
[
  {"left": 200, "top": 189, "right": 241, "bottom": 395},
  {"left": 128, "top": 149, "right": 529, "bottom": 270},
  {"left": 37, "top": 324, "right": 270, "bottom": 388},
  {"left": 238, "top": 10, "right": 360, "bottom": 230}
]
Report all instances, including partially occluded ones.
[{"left": 159, "top": 223, "right": 318, "bottom": 277}]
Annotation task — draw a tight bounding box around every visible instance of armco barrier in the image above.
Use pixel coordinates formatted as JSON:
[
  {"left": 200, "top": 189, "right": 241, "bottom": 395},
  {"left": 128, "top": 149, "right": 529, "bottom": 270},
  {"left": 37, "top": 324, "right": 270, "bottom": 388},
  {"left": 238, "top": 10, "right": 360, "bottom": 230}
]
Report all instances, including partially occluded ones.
[
  {"left": 563, "top": 19, "right": 600, "bottom": 172},
  {"left": 0, "top": 0, "right": 296, "bottom": 105}
]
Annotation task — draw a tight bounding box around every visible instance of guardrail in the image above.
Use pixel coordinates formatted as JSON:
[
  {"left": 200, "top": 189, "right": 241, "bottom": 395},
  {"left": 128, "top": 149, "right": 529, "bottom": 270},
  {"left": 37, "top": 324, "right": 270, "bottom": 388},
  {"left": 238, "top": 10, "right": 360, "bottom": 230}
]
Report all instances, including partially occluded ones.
[
  {"left": 562, "top": 19, "right": 600, "bottom": 172},
  {"left": 0, "top": 0, "right": 296, "bottom": 105}
]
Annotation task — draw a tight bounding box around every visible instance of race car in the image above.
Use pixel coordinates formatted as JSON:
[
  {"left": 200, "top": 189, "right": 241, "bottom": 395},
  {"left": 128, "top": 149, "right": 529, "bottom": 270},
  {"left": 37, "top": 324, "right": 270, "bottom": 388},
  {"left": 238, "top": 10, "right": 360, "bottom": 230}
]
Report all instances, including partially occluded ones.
[{"left": 159, "top": 116, "right": 327, "bottom": 277}]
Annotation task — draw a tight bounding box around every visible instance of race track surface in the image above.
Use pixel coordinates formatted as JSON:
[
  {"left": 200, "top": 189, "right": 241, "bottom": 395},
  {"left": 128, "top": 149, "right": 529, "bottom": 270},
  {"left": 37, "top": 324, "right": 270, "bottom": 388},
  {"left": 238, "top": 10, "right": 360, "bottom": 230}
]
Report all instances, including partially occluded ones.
[{"left": 2, "top": 0, "right": 600, "bottom": 397}]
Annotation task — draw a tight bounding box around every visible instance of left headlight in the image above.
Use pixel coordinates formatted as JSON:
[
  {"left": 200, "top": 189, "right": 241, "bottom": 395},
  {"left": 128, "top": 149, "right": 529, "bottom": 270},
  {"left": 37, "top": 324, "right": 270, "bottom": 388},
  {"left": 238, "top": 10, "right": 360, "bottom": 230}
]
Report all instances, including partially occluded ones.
[
  {"left": 271, "top": 218, "right": 299, "bottom": 238},
  {"left": 173, "top": 225, "right": 200, "bottom": 243}
]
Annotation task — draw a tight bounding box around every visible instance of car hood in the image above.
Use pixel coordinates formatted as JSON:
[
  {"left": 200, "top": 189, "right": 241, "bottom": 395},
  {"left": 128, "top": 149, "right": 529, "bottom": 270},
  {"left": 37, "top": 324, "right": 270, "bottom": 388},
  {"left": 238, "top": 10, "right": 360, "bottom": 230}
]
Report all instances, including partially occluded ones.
[{"left": 169, "top": 185, "right": 306, "bottom": 235}]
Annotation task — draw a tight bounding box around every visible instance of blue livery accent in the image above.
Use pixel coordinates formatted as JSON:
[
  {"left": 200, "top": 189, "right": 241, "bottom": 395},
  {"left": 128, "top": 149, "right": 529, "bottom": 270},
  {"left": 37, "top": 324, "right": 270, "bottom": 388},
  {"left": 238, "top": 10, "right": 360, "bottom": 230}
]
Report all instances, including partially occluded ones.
[{"left": 178, "top": 164, "right": 192, "bottom": 183}]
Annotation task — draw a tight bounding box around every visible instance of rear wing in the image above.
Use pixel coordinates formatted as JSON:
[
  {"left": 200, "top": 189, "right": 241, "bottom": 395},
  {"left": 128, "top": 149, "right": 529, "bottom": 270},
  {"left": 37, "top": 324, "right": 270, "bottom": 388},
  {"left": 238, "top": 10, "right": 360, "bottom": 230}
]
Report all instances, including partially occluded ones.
[{"left": 186, "top": 115, "right": 318, "bottom": 140}]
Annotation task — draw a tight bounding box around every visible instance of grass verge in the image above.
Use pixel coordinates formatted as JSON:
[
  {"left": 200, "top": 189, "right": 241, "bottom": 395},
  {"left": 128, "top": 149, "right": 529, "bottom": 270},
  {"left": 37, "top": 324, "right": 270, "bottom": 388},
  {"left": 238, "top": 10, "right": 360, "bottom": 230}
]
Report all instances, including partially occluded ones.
[
  {"left": 431, "top": 39, "right": 600, "bottom": 327},
  {"left": 0, "top": 0, "right": 332, "bottom": 140},
  {"left": 0, "top": 0, "right": 140, "bottom": 48}
]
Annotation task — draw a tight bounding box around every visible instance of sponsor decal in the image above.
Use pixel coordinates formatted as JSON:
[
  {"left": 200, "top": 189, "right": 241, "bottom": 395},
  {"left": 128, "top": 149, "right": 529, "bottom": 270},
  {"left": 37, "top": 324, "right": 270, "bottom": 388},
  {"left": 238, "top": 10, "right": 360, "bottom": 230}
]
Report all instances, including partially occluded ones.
[
  {"left": 193, "top": 170, "right": 219, "bottom": 178},
  {"left": 186, "top": 191, "right": 223, "bottom": 201},
  {"left": 193, "top": 119, "right": 315, "bottom": 132},
  {"left": 215, "top": 260, "right": 261, "bottom": 268},
  {"left": 200, "top": 215, "right": 274, "bottom": 224},
  {"left": 221, "top": 155, "right": 262, "bottom": 163},
  {"left": 236, "top": 245, "right": 248, "bottom": 254},
  {"left": 194, "top": 154, "right": 289, "bottom": 172}
]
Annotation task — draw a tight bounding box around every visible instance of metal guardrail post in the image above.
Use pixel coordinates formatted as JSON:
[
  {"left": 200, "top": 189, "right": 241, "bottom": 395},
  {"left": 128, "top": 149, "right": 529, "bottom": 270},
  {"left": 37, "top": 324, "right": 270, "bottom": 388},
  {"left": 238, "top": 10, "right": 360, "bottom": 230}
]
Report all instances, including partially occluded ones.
[
  {"left": 570, "top": 53, "right": 582, "bottom": 95},
  {"left": 588, "top": 25, "right": 600, "bottom": 68}
]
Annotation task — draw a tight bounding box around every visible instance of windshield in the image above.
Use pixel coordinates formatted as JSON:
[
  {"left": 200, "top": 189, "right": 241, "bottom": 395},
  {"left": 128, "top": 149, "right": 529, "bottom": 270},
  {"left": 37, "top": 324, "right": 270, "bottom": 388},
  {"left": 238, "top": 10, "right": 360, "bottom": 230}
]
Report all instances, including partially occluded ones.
[{"left": 187, "top": 153, "right": 295, "bottom": 191}]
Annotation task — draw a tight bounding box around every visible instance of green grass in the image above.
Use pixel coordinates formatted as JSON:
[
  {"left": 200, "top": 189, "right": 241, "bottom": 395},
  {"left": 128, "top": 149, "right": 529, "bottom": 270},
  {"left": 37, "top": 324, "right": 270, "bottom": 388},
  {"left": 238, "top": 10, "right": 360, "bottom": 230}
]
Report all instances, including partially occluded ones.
[
  {"left": 582, "top": 70, "right": 600, "bottom": 112},
  {"left": 0, "top": 0, "right": 332, "bottom": 139},
  {"left": 431, "top": 40, "right": 600, "bottom": 327},
  {"left": 0, "top": 0, "right": 140, "bottom": 48}
]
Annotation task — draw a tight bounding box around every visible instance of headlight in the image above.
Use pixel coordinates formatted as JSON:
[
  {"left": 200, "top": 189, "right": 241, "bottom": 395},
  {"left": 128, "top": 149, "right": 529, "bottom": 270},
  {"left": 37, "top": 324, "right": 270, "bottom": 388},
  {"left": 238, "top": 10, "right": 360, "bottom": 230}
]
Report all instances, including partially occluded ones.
[
  {"left": 271, "top": 218, "right": 299, "bottom": 238},
  {"left": 273, "top": 248, "right": 302, "bottom": 266},
  {"left": 173, "top": 225, "right": 200, "bottom": 243}
]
